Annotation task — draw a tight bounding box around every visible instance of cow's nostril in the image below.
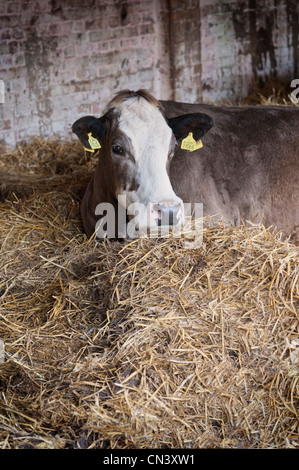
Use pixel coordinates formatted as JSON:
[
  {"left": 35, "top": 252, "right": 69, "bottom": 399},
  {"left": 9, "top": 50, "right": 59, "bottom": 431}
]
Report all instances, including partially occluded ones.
[{"left": 153, "top": 201, "right": 182, "bottom": 226}]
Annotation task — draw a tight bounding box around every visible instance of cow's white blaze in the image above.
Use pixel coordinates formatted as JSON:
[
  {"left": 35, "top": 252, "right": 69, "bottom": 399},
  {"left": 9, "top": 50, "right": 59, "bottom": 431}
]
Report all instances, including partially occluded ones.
[{"left": 115, "top": 97, "right": 184, "bottom": 236}]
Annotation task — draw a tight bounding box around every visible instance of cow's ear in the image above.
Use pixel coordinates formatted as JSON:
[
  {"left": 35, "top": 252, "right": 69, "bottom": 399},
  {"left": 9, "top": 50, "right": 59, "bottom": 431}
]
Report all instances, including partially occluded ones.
[
  {"left": 168, "top": 113, "right": 213, "bottom": 142},
  {"left": 72, "top": 116, "right": 106, "bottom": 152}
]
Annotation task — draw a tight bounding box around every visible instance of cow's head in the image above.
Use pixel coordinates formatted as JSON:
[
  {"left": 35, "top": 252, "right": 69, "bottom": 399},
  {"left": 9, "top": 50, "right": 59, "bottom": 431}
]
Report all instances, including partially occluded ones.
[{"left": 72, "top": 89, "right": 213, "bottom": 238}]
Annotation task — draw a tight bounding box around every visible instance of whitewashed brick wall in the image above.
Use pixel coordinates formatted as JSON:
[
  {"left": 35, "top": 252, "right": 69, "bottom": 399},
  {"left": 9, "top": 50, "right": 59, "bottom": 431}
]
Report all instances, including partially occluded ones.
[
  {"left": 0, "top": 0, "right": 171, "bottom": 147},
  {"left": 0, "top": 0, "right": 298, "bottom": 147}
]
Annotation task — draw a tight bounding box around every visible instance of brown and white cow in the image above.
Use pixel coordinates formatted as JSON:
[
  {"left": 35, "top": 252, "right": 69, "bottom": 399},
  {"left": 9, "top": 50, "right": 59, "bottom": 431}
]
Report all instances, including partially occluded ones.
[{"left": 72, "top": 89, "right": 299, "bottom": 244}]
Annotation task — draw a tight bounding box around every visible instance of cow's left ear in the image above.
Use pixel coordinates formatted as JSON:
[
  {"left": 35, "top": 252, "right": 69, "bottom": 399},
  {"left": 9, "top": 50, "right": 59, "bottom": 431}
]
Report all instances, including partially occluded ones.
[
  {"left": 72, "top": 115, "right": 107, "bottom": 152},
  {"left": 168, "top": 113, "right": 213, "bottom": 142}
]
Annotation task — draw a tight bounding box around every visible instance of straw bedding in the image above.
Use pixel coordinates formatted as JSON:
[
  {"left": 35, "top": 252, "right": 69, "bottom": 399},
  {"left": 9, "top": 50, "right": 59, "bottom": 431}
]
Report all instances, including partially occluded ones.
[{"left": 0, "top": 93, "right": 298, "bottom": 449}]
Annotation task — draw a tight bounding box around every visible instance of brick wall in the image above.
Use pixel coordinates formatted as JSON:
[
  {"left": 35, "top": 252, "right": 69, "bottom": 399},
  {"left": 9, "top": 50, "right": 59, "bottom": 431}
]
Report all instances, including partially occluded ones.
[
  {"left": 168, "top": 0, "right": 299, "bottom": 104},
  {"left": 199, "top": 0, "right": 299, "bottom": 103},
  {"left": 0, "top": 0, "right": 171, "bottom": 147},
  {"left": 168, "top": 0, "right": 202, "bottom": 103},
  {"left": 0, "top": 0, "right": 298, "bottom": 147}
]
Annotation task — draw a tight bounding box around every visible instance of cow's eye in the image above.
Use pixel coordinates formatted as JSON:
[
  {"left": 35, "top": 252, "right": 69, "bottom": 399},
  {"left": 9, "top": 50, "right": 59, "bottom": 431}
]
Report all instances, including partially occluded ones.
[{"left": 112, "top": 145, "right": 124, "bottom": 156}]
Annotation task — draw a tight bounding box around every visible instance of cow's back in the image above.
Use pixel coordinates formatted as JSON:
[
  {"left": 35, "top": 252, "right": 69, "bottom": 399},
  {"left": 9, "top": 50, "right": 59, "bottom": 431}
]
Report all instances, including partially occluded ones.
[{"left": 162, "top": 101, "right": 299, "bottom": 244}]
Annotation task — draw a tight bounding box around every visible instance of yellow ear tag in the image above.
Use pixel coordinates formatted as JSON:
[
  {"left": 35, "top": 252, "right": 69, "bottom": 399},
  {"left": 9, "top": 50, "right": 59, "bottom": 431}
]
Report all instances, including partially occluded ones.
[
  {"left": 84, "top": 132, "right": 101, "bottom": 153},
  {"left": 181, "top": 132, "right": 203, "bottom": 152}
]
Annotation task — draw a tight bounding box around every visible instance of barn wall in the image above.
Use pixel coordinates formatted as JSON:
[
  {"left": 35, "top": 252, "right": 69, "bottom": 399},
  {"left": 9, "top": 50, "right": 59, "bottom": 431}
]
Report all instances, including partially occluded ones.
[
  {"left": 198, "top": 0, "right": 299, "bottom": 103},
  {"left": 0, "top": 0, "right": 298, "bottom": 147},
  {"left": 0, "top": 0, "right": 171, "bottom": 147}
]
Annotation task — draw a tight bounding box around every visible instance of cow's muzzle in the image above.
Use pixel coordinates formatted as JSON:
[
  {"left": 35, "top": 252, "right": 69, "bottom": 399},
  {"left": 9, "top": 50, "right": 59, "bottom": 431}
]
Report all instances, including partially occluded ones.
[{"left": 149, "top": 201, "right": 183, "bottom": 227}]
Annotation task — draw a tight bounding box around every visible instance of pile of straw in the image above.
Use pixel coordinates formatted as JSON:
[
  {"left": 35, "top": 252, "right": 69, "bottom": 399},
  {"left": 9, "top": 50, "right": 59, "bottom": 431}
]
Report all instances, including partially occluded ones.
[
  {"left": 242, "top": 79, "right": 299, "bottom": 106},
  {"left": 0, "top": 111, "right": 298, "bottom": 449}
]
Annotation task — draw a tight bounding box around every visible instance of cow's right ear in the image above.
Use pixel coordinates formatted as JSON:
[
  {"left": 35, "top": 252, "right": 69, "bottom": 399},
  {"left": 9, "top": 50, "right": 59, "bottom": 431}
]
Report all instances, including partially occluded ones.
[{"left": 72, "top": 116, "right": 106, "bottom": 152}]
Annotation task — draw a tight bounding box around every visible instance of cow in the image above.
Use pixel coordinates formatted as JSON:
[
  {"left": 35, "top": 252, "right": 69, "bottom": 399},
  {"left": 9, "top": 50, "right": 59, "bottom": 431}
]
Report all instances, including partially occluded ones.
[{"left": 72, "top": 89, "right": 299, "bottom": 244}]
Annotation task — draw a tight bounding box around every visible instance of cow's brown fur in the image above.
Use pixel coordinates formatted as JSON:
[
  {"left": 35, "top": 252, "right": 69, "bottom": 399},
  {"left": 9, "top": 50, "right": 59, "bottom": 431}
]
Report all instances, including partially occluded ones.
[{"left": 163, "top": 100, "right": 299, "bottom": 244}]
